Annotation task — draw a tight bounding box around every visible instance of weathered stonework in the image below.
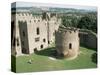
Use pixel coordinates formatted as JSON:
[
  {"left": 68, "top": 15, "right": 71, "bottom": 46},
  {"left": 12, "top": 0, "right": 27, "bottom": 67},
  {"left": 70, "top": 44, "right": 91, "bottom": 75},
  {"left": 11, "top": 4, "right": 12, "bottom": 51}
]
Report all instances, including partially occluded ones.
[
  {"left": 79, "top": 29, "right": 97, "bottom": 49},
  {"left": 11, "top": 12, "right": 61, "bottom": 56},
  {"left": 55, "top": 27, "right": 80, "bottom": 59},
  {"left": 11, "top": 12, "right": 97, "bottom": 58}
]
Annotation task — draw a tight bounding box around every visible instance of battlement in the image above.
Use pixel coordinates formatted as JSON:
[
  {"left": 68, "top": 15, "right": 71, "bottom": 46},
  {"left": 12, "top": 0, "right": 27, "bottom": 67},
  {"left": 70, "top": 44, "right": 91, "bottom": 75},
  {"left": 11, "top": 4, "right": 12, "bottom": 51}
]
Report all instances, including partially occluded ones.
[
  {"left": 15, "top": 12, "right": 58, "bottom": 20},
  {"left": 16, "top": 12, "right": 32, "bottom": 17},
  {"left": 57, "top": 26, "right": 79, "bottom": 34},
  {"left": 16, "top": 13, "right": 42, "bottom": 19}
]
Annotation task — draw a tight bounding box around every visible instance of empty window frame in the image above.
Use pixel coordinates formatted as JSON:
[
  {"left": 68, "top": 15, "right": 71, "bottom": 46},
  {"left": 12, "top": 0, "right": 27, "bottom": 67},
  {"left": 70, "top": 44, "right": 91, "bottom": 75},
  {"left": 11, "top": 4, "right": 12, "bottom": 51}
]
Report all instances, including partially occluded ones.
[
  {"left": 69, "top": 43, "right": 72, "bottom": 49},
  {"left": 40, "top": 45, "right": 43, "bottom": 49},
  {"left": 48, "top": 41, "right": 50, "bottom": 44},
  {"left": 43, "top": 38, "right": 46, "bottom": 42},
  {"left": 36, "top": 27, "right": 40, "bottom": 35}
]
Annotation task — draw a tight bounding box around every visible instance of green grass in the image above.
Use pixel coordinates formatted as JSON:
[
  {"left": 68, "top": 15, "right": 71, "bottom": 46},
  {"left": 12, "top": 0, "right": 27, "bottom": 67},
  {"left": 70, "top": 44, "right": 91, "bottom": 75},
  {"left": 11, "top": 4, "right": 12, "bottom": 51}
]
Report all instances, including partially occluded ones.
[{"left": 14, "top": 47, "right": 97, "bottom": 73}]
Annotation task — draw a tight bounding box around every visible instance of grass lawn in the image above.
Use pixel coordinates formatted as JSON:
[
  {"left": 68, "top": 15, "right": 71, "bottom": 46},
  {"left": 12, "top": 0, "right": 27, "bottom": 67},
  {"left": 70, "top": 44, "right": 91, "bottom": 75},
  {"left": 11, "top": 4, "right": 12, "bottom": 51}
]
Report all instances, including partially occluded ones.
[{"left": 13, "top": 46, "right": 97, "bottom": 73}]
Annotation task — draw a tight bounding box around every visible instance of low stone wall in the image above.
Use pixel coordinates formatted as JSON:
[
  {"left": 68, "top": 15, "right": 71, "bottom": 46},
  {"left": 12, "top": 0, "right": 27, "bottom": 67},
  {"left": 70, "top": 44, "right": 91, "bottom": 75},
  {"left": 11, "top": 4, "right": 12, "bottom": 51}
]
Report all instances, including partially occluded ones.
[{"left": 79, "top": 29, "right": 97, "bottom": 49}]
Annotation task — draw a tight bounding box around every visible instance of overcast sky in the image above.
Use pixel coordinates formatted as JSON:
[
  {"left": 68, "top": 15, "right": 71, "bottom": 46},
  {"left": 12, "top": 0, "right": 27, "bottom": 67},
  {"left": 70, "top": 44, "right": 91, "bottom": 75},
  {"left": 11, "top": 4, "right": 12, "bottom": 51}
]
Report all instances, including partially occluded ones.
[{"left": 11, "top": 2, "right": 97, "bottom": 11}]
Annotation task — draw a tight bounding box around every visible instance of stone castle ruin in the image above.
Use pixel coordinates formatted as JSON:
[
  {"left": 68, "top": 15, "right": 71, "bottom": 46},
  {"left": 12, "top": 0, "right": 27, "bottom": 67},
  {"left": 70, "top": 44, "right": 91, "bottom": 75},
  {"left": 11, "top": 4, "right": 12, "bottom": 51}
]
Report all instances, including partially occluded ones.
[
  {"left": 55, "top": 27, "right": 79, "bottom": 59},
  {"left": 11, "top": 11, "right": 97, "bottom": 60},
  {"left": 11, "top": 12, "right": 61, "bottom": 56}
]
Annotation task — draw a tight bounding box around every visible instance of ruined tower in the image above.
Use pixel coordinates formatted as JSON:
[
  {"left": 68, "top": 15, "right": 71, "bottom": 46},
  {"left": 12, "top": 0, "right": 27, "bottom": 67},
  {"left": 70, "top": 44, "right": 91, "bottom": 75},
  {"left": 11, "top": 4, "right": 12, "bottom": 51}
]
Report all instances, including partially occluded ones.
[{"left": 55, "top": 27, "right": 79, "bottom": 59}]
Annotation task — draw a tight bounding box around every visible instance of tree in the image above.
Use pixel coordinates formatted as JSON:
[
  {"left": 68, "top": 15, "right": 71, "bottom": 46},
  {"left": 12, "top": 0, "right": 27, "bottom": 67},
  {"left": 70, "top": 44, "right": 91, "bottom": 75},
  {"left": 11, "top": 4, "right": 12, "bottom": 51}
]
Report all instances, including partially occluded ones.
[
  {"left": 61, "top": 16, "right": 78, "bottom": 28},
  {"left": 71, "top": 17, "right": 78, "bottom": 28},
  {"left": 77, "top": 16, "right": 92, "bottom": 29},
  {"left": 77, "top": 16, "right": 97, "bottom": 33}
]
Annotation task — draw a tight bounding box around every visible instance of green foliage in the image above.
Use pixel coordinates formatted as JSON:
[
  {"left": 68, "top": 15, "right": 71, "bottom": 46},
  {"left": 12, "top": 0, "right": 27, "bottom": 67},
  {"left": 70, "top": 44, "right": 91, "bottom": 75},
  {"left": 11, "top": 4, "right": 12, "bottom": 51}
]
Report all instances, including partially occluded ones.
[
  {"left": 71, "top": 17, "right": 78, "bottom": 27},
  {"left": 77, "top": 16, "right": 97, "bottom": 33},
  {"left": 61, "top": 13, "right": 97, "bottom": 33},
  {"left": 61, "top": 16, "right": 78, "bottom": 28}
]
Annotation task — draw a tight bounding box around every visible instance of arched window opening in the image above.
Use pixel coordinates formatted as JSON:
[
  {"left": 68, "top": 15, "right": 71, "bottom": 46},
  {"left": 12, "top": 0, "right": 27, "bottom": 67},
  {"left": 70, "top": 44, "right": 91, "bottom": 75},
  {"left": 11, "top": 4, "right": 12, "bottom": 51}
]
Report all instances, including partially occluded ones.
[
  {"left": 37, "top": 27, "right": 40, "bottom": 35},
  {"left": 69, "top": 43, "right": 72, "bottom": 49},
  {"left": 43, "top": 38, "right": 46, "bottom": 42},
  {"left": 41, "top": 45, "right": 43, "bottom": 49}
]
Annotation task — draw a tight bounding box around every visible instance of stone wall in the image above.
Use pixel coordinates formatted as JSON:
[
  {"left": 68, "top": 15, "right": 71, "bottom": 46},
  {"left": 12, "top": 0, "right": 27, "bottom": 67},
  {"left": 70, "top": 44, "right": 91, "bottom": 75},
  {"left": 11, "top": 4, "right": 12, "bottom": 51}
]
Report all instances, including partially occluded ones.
[
  {"left": 79, "top": 29, "right": 97, "bottom": 49},
  {"left": 11, "top": 12, "right": 61, "bottom": 56}
]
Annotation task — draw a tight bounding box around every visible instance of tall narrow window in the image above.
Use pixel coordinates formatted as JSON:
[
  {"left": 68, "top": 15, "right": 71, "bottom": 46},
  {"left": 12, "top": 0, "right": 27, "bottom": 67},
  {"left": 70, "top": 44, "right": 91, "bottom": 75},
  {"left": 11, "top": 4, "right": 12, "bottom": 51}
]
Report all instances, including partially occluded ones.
[
  {"left": 69, "top": 43, "right": 72, "bottom": 49},
  {"left": 37, "top": 27, "right": 40, "bottom": 35},
  {"left": 48, "top": 41, "right": 50, "bottom": 44},
  {"left": 43, "top": 38, "right": 46, "bottom": 42},
  {"left": 41, "top": 45, "right": 43, "bottom": 49}
]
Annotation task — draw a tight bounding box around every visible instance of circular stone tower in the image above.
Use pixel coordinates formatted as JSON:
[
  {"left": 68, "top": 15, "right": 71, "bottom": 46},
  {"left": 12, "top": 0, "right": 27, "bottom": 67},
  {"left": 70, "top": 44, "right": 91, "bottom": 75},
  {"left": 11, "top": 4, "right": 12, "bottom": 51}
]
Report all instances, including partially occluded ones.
[{"left": 55, "top": 27, "right": 79, "bottom": 59}]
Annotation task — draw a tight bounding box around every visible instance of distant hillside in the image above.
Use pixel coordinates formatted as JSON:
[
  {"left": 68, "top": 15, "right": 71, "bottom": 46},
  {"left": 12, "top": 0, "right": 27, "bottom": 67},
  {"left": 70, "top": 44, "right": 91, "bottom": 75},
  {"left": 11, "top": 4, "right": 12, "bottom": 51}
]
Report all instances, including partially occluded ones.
[{"left": 11, "top": 6, "right": 96, "bottom": 14}]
